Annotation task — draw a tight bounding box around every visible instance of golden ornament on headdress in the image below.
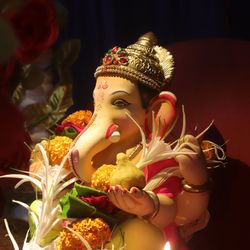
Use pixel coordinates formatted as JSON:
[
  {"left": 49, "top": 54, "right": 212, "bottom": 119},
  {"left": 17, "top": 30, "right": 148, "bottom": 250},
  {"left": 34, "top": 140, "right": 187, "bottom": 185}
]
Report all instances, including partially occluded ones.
[{"left": 94, "top": 32, "right": 174, "bottom": 91}]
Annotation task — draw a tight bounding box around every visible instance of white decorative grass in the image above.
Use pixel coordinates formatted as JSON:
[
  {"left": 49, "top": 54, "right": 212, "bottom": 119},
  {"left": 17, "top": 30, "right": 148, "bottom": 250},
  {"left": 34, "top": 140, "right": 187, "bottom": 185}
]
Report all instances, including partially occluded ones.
[
  {"left": 126, "top": 106, "right": 226, "bottom": 191},
  {"left": 0, "top": 144, "right": 78, "bottom": 249}
]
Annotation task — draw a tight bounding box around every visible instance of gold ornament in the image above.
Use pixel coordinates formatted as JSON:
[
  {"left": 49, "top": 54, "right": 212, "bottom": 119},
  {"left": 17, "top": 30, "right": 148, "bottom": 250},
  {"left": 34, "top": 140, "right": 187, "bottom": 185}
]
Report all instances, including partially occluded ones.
[{"left": 95, "top": 32, "right": 174, "bottom": 91}]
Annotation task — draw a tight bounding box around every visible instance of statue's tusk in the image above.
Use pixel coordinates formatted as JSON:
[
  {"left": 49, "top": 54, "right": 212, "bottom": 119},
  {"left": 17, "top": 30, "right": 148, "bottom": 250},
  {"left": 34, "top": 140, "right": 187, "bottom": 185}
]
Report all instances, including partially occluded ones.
[
  {"left": 105, "top": 123, "right": 120, "bottom": 143},
  {"left": 109, "top": 130, "right": 120, "bottom": 143}
]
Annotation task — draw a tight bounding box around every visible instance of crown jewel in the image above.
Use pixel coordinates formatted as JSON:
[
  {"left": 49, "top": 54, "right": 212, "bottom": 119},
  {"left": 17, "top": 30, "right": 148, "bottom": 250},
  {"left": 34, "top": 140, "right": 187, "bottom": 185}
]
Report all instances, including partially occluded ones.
[{"left": 94, "top": 32, "right": 174, "bottom": 91}]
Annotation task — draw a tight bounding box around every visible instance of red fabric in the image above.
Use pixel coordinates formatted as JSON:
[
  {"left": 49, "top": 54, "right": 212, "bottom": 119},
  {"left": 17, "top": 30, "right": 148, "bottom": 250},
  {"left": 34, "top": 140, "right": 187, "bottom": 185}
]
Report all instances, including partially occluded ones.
[{"left": 144, "top": 158, "right": 182, "bottom": 198}]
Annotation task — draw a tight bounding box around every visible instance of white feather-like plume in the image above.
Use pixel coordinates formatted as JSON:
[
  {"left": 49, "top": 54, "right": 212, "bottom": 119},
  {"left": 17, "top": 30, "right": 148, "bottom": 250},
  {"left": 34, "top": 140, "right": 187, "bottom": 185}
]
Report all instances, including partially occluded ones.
[
  {"left": 0, "top": 144, "right": 78, "bottom": 249},
  {"left": 126, "top": 111, "right": 195, "bottom": 170}
]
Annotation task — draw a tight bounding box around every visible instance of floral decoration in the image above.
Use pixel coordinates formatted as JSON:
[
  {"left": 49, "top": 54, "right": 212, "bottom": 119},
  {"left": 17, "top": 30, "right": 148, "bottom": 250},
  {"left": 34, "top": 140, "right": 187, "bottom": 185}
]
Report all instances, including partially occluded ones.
[
  {"left": 0, "top": 108, "right": 227, "bottom": 250},
  {"left": 3, "top": 0, "right": 59, "bottom": 63},
  {"left": 90, "top": 164, "right": 117, "bottom": 192},
  {"left": 62, "top": 110, "right": 92, "bottom": 128},
  {"left": 55, "top": 122, "right": 83, "bottom": 139},
  {"left": 0, "top": 0, "right": 64, "bottom": 175},
  {"left": 57, "top": 218, "right": 111, "bottom": 250},
  {"left": 55, "top": 110, "right": 93, "bottom": 139},
  {"left": 31, "top": 136, "right": 73, "bottom": 170}
]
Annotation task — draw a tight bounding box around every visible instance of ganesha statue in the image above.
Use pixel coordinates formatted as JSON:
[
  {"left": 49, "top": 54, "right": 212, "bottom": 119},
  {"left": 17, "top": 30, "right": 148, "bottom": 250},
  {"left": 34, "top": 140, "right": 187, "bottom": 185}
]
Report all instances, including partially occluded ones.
[
  {"left": 1, "top": 32, "right": 219, "bottom": 250},
  {"left": 68, "top": 32, "right": 211, "bottom": 250}
]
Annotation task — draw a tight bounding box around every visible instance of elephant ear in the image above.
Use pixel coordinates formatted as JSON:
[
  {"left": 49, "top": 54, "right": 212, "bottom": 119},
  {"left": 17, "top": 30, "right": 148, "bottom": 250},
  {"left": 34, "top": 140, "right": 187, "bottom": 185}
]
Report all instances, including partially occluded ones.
[{"left": 145, "top": 91, "right": 177, "bottom": 140}]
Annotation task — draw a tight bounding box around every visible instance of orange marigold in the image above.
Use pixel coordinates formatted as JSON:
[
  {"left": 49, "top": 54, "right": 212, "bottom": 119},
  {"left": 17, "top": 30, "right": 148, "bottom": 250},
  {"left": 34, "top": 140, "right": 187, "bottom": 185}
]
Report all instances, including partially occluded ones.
[
  {"left": 91, "top": 164, "right": 117, "bottom": 192},
  {"left": 31, "top": 136, "right": 73, "bottom": 169},
  {"left": 56, "top": 218, "right": 111, "bottom": 250},
  {"left": 62, "top": 110, "right": 92, "bottom": 128}
]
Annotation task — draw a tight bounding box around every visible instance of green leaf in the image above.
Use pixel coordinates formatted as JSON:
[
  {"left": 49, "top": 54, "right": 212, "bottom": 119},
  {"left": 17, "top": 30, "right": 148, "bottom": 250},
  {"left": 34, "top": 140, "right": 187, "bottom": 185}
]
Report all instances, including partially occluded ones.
[
  {"left": 63, "top": 127, "right": 78, "bottom": 139},
  {"left": 60, "top": 193, "right": 97, "bottom": 218},
  {"left": 11, "top": 83, "right": 25, "bottom": 105},
  {"left": 22, "top": 103, "right": 50, "bottom": 129},
  {"left": 44, "top": 85, "right": 72, "bottom": 127},
  {"left": 22, "top": 84, "right": 72, "bottom": 130},
  {"left": 74, "top": 182, "right": 106, "bottom": 196},
  {"left": 59, "top": 184, "right": 119, "bottom": 226},
  {"left": 21, "top": 64, "right": 45, "bottom": 90},
  {"left": 47, "top": 85, "right": 66, "bottom": 112}
]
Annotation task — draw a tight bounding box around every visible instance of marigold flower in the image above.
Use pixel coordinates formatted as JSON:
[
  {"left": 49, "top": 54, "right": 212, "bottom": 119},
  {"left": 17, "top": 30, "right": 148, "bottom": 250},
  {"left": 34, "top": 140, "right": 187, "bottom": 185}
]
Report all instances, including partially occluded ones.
[
  {"left": 91, "top": 164, "right": 117, "bottom": 192},
  {"left": 62, "top": 110, "right": 92, "bottom": 129},
  {"left": 31, "top": 136, "right": 72, "bottom": 169},
  {"left": 56, "top": 218, "right": 111, "bottom": 250}
]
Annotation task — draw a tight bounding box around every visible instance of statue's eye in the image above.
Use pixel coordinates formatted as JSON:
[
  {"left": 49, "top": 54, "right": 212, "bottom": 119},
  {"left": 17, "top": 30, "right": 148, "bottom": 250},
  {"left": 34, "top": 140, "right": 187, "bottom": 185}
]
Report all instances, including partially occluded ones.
[{"left": 112, "top": 99, "right": 130, "bottom": 108}]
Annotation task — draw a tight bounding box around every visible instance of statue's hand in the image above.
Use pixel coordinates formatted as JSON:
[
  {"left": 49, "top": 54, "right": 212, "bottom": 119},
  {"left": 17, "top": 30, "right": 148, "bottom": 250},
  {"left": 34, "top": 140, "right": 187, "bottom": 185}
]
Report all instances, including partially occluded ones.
[
  {"left": 108, "top": 185, "right": 155, "bottom": 217},
  {"left": 175, "top": 135, "right": 208, "bottom": 185}
]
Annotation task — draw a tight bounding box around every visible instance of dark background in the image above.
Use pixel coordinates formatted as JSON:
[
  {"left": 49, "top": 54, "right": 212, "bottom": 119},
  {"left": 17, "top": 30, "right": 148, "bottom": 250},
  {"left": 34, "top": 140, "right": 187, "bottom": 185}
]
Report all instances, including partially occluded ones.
[
  {"left": 57, "top": 1, "right": 250, "bottom": 249},
  {"left": 58, "top": 0, "right": 250, "bottom": 108}
]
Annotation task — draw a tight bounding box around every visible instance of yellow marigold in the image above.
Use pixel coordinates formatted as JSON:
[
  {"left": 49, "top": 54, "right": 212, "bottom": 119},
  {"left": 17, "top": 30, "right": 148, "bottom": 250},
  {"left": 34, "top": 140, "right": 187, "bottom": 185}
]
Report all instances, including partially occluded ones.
[
  {"left": 56, "top": 218, "right": 111, "bottom": 250},
  {"left": 31, "top": 136, "right": 73, "bottom": 169},
  {"left": 62, "top": 110, "right": 92, "bottom": 128},
  {"left": 91, "top": 164, "right": 117, "bottom": 192}
]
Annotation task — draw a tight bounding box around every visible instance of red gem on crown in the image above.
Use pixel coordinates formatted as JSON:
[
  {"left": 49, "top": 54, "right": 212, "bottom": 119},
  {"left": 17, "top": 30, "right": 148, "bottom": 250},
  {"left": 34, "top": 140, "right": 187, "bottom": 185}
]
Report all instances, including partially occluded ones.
[{"left": 102, "top": 46, "right": 128, "bottom": 66}]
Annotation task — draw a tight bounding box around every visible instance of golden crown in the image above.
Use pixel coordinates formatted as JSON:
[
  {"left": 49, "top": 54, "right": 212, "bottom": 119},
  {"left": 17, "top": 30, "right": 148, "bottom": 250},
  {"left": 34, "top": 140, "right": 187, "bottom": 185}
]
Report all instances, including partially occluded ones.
[{"left": 94, "top": 32, "right": 174, "bottom": 91}]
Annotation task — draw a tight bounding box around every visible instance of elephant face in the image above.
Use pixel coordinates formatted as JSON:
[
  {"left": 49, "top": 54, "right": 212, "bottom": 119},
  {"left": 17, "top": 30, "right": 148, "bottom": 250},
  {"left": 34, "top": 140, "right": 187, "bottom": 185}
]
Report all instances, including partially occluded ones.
[
  {"left": 71, "top": 76, "right": 177, "bottom": 182},
  {"left": 71, "top": 76, "right": 147, "bottom": 182},
  {"left": 93, "top": 76, "right": 146, "bottom": 145}
]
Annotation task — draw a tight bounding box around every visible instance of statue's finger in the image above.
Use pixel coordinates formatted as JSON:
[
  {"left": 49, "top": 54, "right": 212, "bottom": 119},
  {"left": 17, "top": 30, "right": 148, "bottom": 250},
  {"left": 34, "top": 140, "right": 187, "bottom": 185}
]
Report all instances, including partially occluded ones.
[{"left": 129, "top": 187, "right": 144, "bottom": 198}]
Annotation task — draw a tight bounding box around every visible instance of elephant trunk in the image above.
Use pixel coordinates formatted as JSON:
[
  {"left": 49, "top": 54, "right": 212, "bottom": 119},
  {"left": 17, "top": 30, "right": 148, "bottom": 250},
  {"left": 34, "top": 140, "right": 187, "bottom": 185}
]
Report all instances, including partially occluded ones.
[{"left": 71, "top": 114, "right": 120, "bottom": 182}]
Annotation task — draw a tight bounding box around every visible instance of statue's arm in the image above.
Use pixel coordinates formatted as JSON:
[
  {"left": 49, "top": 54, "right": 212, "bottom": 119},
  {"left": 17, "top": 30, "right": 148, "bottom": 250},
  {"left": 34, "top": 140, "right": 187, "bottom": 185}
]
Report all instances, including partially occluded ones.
[
  {"left": 149, "top": 135, "right": 210, "bottom": 228},
  {"left": 174, "top": 135, "right": 210, "bottom": 225},
  {"left": 108, "top": 135, "right": 209, "bottom": 230}
]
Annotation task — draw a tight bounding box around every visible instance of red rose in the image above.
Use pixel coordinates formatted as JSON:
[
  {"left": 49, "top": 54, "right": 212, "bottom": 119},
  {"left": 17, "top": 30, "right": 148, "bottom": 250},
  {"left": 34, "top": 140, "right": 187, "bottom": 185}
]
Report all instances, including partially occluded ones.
[
  {"left": 80, "top": 195, "right": 118, "bottom": 214},
  {"left": 3, "top": 0, "right": 59, "bottom": 63}
]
